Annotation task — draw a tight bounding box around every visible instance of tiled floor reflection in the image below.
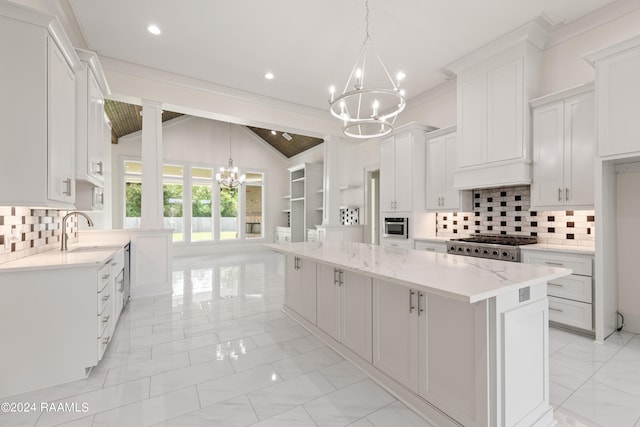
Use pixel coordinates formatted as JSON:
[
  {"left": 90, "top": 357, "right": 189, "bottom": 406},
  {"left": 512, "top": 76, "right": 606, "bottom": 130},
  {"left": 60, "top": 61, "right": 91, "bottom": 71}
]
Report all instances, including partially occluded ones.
[{"left": 2, "top": 250, "right": 640, "bottom": 426}]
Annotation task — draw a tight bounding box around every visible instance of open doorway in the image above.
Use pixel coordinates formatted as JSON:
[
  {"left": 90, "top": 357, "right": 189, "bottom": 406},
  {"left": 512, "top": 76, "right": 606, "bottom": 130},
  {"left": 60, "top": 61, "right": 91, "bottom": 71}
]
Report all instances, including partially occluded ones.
[{"left": 366, "top": 169, "right": 380, "bottom": 245}]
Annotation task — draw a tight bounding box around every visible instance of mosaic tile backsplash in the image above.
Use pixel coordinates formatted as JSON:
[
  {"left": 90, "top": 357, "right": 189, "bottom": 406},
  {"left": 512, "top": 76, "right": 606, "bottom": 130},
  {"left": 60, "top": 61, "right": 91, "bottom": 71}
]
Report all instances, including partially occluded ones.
[
  {"left": 436, "top": 185, "right": 595, "bottom": 247},
  {"left": 0, "top": 207, "right": 79, "bottom": 264}
]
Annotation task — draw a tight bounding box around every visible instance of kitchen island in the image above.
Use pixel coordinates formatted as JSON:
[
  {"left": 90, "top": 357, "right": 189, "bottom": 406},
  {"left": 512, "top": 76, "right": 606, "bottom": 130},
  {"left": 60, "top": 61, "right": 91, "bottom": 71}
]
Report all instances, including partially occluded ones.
[{"left": 267, "top": 241, "right": 571, "bottom": 427}]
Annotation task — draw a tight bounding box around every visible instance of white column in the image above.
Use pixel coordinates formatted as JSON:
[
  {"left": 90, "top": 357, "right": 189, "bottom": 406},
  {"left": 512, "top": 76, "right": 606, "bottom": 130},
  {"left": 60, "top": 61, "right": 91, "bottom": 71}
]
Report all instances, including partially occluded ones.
[
  {"left": 322, "top": 135, "right": 341, "bottom": 226},
  {"left": 140, "top": 100, "right": 164, "bottom": 229}
]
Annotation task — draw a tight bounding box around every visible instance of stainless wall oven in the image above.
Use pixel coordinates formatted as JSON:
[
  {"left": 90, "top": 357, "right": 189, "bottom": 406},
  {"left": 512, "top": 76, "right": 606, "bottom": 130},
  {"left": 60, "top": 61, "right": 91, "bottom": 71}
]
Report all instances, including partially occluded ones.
[{"left": 383, "top": 217, "right": 409, "bottom": 239}]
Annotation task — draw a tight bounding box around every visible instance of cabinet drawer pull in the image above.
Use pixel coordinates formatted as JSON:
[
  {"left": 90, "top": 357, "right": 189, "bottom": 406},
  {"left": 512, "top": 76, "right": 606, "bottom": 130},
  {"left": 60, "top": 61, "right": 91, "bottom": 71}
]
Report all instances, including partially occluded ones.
[
  {"left": 544, "top": 261, "right": 564, "bottom": 267},
  {"left": 63, "top": 179, "right": 72, "bottom": 196},
  {"left": 558, "top": 188, "right": 562, "bottom": 202},
  {"left": 333, "top": 268, "right": 339, "bottom": 286},
  {"left": 565, "top": 188, "right": 569, "bottom": 201},
  {"left": 102, "top": 315, "right": 110, "bottom": 323},
  {"left": 424, "top": 248, "right": 435, "bottom": 252},
  {"left": 339, "top": 270, "right": 344, "bottom": 287},
  {"left": 409, "top": 289, "right": 416, "bottom": 313},
  {"left": 418, "top": 292, "right": 424, "bottom": 315},
  {"left": 102, "top": 337, "right": 110, "bottom": 345},
  {"left": 102, "top": 274, "right": 110, "bottom": 280},
  {"left": 548, "top": 283, "right": 563, "bottom": 287},
  {"left": 102, "top": 294, "right": 110, "bottom": 301},
  {"left": 549, "top": 307, "right": 564, "bottom": 313}
]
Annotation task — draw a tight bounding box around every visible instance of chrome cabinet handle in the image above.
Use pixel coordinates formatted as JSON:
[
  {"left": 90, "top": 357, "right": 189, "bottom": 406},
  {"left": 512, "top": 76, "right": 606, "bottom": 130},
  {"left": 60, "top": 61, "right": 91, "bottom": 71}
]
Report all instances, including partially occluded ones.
[
  {"left": 96, "top": 161, "right": 103, "bottom": 175},
  {"left": 558, "top": 188, "right": 562, "bottom": 202},
  {"left": 549, "top": 307, "right": 563, "bottom": 313},
  {"left": 409, "top": 289, "right": 416, "bottom": 313},
  {"left": 102, "top": 294, "right": 110, "bottom": 301},
  {"left": 102, "top": 315, "right": 110, "bottom": 323},
  {"left": 548, "top": 283, "right": 563, "bottom": 287},
  {"left": 565, "top": 188, "right": 569, "bottom": 201},
  {"left": 339, "top": 270, "right": 344, "bottom": 287},
  {"left": 102, "top": 274, "right": 110, "bottom": 280},
  {"left": 418, "top": 292, "right": 424, "bottom": 315},
  {"left": 333, "top": 268, "right": 339, "bottom": 286},
  {"left": 102, "top": 337, "right": 110, "bottom": 345}
]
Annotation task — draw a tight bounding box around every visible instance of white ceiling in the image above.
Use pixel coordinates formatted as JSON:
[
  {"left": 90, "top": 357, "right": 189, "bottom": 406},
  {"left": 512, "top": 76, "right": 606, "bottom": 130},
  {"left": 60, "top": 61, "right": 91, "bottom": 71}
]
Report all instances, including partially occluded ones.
[{"left": 66, "top": 0, "right": 618, "bottom": 114}]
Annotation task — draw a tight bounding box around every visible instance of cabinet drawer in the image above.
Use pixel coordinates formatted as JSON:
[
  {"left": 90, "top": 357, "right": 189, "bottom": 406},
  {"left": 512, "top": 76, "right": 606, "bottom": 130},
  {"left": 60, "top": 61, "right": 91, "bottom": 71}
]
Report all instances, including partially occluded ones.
[
  {"left": 548, "top": 296, "right": 593, "bottom": 330},
  {"left": 97, "top": 302, "right": 111, "bottom": 337},
  {"left": 97, "top": 333, "right": 110, "bottom": 361},
  {"left": 97, "top": 285, "right": 111, "bottom": 314},
  {"left": 522, "top": 251, "right": 593, "bottom": 276},
  {"left": 414, "top": 241, "right": 446, "bottom": 253},
  {"left": 548, "top": 274, "right": 592, "bottom": 303},
  {"left": 108, "top": 249, "right": 125, "bottom": 274},
  {"left": 98, "top": 264, "right": 111, "bottom": 292}
]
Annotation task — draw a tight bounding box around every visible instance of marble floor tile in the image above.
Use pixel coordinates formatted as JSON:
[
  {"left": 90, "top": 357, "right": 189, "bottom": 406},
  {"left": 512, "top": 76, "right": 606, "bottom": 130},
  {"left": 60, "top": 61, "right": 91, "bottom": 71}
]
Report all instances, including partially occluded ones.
[
  {"left": 303, "top": 378, "right": 396, "bottom": 426},
  {"left": 247, "top": 371, "right": 336, "bottom": 420},
  {"left": 549, "top": 328, "right": 581, "bottom": 355},
  {"left": 153, "top": 395, "right": 258, "bottom": 427},
  {"left": 549, "top": 380, "right": 574, "bottom": 408},
  {"left": 249, "top": 406, "right": 317, "bottom": 427},
  {"left": 188, "top": 337, "right": 258, "bottom": 366},
  {"left": 113, "top": 329, "right": 185, "bottom": 352},
  {"left": 149, "top": 358, "right": 234, "bottom": 396},
  {"left": 560, "top": 379, "right": 640, "bottom": 427},
  {"left": 556, "top": 335, "right": 622, "bottom": 364},
  {"left": 347, "top": 419, "right": 376, "bottom": 427},
  {"left": 365, "top": 401, "right": 435, "bottom": 427},
  {"left": 197, "top": 364, "right": 282, "bottom": 408},
  {"left": 229, "top": 342, "right": 299, "bottom": 372},
  {"left": 287, "top": 334, "right": 327, "bottom": 354},
  {"left": 549, "top": 352, "right": 603, "bottom": 391},
  {"left": 35, "top": 378, "right": 150, "bottom": 426},
  {"left": 91, "top": 386, "right": 200, "bottom": 427},
  {"left": 272, "top": 347, "right": 345, "bottom": 380},
  {"left": 103, "top": 352, "right": 190, "bottom": 388},
  {"left": 319, "top": 360, "right": 368, "bottom": 389},
  {"left": 591, "top": 355, "right": 640, "bottom": 398},
  {"left": 251, "top": 324, "right": 311, "bottom": 348},
  {"left": 151, "top": 333, "right": 220, "bottom": 359}
]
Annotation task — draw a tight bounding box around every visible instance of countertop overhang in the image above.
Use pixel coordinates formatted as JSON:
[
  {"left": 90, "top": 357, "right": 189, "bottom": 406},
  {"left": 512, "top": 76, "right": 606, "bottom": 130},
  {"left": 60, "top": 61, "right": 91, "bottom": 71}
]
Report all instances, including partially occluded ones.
[{"left": 266, "top": 241, "right": 572, "bottom": 303}]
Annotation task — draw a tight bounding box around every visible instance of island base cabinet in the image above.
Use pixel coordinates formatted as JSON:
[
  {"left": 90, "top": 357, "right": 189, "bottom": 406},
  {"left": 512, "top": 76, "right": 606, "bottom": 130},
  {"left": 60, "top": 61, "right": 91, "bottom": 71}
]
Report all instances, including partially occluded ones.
[
  {"left": 372, "top": 279, "right": 421, "bottom": 393},
  {"left": 285, "top": 255, "right": 317, "bottom": 323},
  {"left": 317, "top": 264, "right": 372, "bottom": 362}
]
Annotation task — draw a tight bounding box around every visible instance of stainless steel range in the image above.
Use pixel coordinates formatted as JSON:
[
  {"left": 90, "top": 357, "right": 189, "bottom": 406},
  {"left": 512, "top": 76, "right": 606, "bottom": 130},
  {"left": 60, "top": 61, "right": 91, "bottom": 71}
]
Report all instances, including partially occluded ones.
[{"left": 446, "top": 234, "right": 537, "bottom": 262}]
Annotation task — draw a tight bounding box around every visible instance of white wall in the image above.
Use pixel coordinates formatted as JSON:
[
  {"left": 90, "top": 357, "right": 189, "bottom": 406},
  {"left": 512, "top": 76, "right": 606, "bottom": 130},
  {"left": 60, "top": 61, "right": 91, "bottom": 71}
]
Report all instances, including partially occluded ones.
[{"left": 110, "top": 115, "right": 290, "bottom": 244}]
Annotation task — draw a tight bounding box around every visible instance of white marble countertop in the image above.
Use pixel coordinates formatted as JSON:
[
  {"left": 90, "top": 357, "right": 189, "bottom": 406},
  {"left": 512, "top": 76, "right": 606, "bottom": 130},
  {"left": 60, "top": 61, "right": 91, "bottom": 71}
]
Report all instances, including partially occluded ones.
[
  {"left": 520, "top": 243, "right": 595, "bottom": 255},
  {"left": 266, "top": 241, "right": 571, "bottom": 303},
  {"left": 413, "top": 236, "right": 449, "bottom": 243},
  {"left": 0, "top": 236, "right": 130, "bottom": 273}
]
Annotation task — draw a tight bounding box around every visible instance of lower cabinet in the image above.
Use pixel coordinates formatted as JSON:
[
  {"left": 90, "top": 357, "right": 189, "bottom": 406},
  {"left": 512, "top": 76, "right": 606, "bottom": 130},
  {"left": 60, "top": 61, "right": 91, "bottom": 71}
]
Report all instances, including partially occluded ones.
[
  {"left": 317, "top": 264, "right": 373, "bottom": 362},
  {"left": 285, "top": 254, "right": 317, "bottom": 323},
  {"left": 372, "top": 279, "right": 423, "bottom": 392},
  {"left": 414, "top": 240, "right": 447, "bottom": 253}
]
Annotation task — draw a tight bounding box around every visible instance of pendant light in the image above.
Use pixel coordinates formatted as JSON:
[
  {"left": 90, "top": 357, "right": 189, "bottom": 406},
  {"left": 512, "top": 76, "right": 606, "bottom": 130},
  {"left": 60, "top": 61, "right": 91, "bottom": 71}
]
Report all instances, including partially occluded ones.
[
  {"left": 328, "top": 0, "right": 406, "bottom": 139},
  {"left": 216, "top": 124, "right": 246, "bottom": 188}
]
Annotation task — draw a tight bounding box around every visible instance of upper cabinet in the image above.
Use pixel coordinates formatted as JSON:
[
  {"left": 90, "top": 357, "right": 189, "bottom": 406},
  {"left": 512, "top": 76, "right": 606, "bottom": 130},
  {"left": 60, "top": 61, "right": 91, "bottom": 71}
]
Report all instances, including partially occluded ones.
[
  {"left": 446, "top": 22, "right": 547, "bottom": 190},
  {"left": 0, "top": 3, "right": 81, "bottom": 208},
  {"left": 425, "top": 126, "right": 472, "bottom": 211},
  {"left": 584, "top": 35, "right": 640, "bottom": 158},
  {"left": 75, "top": 49, "right": 110, "bottom": 186},
  {"left": 530, "top": 84, "right": 595, "bottom": 210},
  {"left": 380, "top": 123, "right": 435, "bottom": 213},
  {"left": 289, "top": 163, "right": 323, "bottom": 242}
]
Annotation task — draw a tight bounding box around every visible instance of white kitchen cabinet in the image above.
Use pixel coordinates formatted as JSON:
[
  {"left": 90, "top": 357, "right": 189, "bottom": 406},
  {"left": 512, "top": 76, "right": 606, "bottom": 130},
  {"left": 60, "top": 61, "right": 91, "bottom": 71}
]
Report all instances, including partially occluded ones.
[
  {"left": 585, "top": 35, "right": 640, "bottom": 157},
  {"left": 447, "top": 22, "right": 546, "bottom": 190},
  {"left": 75, "top": 48, "right": 110, "bottom": 186},
  {"left": 317, "top": 264, "right": 373, "bottom": 362},
  {"left": 285, "top": 254, "right": 317, "bottom": 323},
  {"left": 530, "top": 84, "right": 595, "bottom": 209},
  {"left": 380, "top": 238, "right": 412, "bottom": 250},
  {"left": 289, "top": 163, "right": 323, "bottom": 242},
  {"left": 522, "top": 248, "right": 594, "bottom": 333},
  {"left": 380, "top": 123, "right": 434, "bottom": 213},
  {"left": 425, "top": 127, "right": 472, "bottom": 211},
  {"left": 0, "top": 4, "right": 81, "bottom": 208},
  {"left": 372, "top": 278, "right": 423, "bottom": 392}
]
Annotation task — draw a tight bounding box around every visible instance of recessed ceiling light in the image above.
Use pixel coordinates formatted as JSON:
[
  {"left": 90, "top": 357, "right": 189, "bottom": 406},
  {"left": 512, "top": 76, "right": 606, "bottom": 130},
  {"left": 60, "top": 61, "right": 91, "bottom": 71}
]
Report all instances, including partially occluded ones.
[
  {"left": 147, "top": 25, "right": 161, "bottom": 35},
  {"left": 271, "top": 130, "right": 277, "bottom": 135},
  {"left": 264, "top": 72, "right": 274, "bottom": 80}
]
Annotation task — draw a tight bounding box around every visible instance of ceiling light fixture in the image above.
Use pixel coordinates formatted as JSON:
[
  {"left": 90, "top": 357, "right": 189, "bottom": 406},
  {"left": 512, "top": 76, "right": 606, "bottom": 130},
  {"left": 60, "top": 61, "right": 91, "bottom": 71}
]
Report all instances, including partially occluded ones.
[
  {"left": 216, "top": 124, "right": 246, "bottom": 188},
  {"left": 147, "top": 24, "right": 161, "bottom": 35},
  {"left": 270, "top": 130, "right": 277, "bottom": 135},
  {"left": 264, "top": 72, "right": 274, "bottom": 80},
  {"left": 328, "top": 0, "right": 406, "bottom": 139}
]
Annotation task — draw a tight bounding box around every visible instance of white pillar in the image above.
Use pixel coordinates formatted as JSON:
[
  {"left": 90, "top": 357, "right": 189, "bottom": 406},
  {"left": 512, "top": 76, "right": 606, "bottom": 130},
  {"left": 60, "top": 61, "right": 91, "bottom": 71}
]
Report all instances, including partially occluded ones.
[
  {"left": 140, "top": 100, "right": 164, "bottom": 229},
  {"left": 322, "top": 135, "right": 341, "bottom": 226}
]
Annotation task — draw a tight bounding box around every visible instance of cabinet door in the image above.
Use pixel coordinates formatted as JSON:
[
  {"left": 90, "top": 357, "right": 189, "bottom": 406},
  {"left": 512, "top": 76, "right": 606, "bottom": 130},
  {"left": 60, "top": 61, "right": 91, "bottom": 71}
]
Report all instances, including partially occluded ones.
[
  {"left": 285, "top": 255, "right": 301, "bottom": 313},
  {"left": 47, "top": 38, "right": 76, "bottom": 204},
  {"left": 597, "top": 47, "right": 640, "bottom": 156},
  {"left": 372, "top": 279, "right": 419, "bottom": 392},
  {"left": 393, "top": 132, "right": 414, "bottom": 212},
  {"left": 87, "top": 70, "right": 104, "bottom": 181},
  {"left": 458, "top": 75, "right": 486, "bottom": 168},
  {"left": 425, "top": 136, "right": 444, "bottom": 210},
  {"left": 316, "top": 264, "right": 341, "bottom": 341},
  {"left": 531, "top": 102, "right": 564, "bottom": 208},
  {"left": 340, "top": 271, "right": 372, "bottom": 362},
  {"left": 298, "top": 257, "right": 317, "bottom": 324},
  {"left": 442, "top": 132, "right": 461, "bottom": 210},
  {"left": 380, "top": 137, "right": 395, "bottom": 211},
  {"left": 487, "top": 58, "right": 523, "bottom": 163},
  {"left": 564, "top": 92, "right": 595, "bottom": 207}
]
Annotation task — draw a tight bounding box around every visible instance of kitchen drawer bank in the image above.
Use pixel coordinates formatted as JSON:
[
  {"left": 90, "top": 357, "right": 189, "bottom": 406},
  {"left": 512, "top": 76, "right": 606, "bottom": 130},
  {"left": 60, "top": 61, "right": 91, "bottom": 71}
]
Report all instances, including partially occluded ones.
[
  {"left": 0, "top": 242, "right": 128, "bottom": 398},
  {"left": 267, "top": 241, "right": 571, "bottom": 427}
]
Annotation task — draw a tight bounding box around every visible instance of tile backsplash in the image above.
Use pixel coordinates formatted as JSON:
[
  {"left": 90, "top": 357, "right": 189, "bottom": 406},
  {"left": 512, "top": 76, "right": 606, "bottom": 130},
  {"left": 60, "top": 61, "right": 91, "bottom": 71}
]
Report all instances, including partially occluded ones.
[
  {"left": 0, "top": 207, "right": 78, "bottom": 264},
  {"left": 436, "top": 185, "right": 595, "bottom": 247}
]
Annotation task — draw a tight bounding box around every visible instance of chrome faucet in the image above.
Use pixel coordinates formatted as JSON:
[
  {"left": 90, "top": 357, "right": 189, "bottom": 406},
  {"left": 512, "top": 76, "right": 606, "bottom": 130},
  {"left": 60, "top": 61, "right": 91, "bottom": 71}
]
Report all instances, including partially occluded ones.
[{"left": 61, "top": 211, "right": 94, "bottom": 251}]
